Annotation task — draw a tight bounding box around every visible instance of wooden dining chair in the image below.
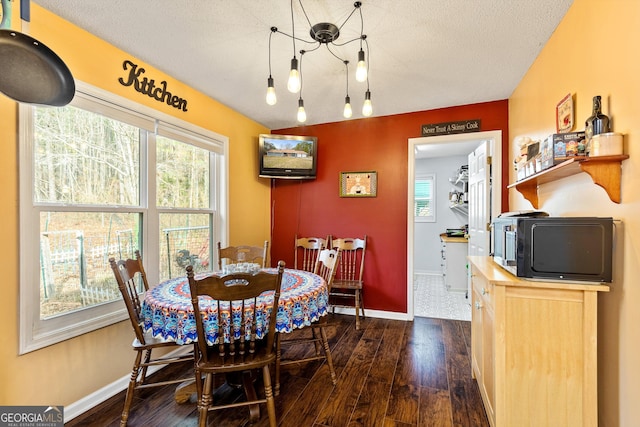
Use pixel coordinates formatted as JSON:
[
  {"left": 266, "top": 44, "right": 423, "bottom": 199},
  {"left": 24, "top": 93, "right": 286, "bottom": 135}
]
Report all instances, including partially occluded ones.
[
  {"left": 187, "top": 260, "right": 285, "bottom": 427},
  {"left": 217, "top": 240, "right": 269, "bottom": 269},
  {"left": 329, "top": 235, "right": 367, "bottom": 330},
  {"left": 294, "top": 235, "right": 327, "bottom": 272},
  {"left": 109, "top": 251, "right": 194, "bottom": 427},
  {"left": 274, "top": 248, "right": 339, "bottom": 396}
]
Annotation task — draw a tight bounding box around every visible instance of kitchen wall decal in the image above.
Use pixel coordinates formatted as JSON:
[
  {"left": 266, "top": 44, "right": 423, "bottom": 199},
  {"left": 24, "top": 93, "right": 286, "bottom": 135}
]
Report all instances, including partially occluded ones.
[{"left": 119, "top": 59, "right": 188, "bottom": 112}]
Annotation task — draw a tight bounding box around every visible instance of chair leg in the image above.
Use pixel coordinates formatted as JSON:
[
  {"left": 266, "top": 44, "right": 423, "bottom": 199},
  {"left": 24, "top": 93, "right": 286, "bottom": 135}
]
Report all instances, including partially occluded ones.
[
  {"left": 319, "top": 326, "right": 337, "bottom": 385},
  {"left": 243, "top": 371, "right": 261, "bottom": 423},
  {"left": 354, "top": 289, "right": 361, "bottom": 330},
  {"left": 262, "top": 365, "right": 277, "bottom": 427},
  {"left": 139, "top": 349, "right": 152, "bottom": 383},
  {"left": 197, "top": 373, "right": 213, "bottom": 427},
  {"left": 311, "top": 327, "right": 323, "bottom": 356},
  {"left": 358, "top": 289, "right": 365, "bottom": 320},
  {"left": 274, "top": 334, "right": 281, "bottom": 396},
  {"left": 120, "top": 351, "right": 143, "bottom": 426},
  {"left": 193, "top": 345, "right": 203, "bottom": 401}
]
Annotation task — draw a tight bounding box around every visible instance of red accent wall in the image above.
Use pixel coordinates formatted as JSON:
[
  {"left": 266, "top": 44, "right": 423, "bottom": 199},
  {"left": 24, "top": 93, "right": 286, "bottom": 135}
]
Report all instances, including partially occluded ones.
[{"left": 270, "top": 101, "right": 509, "bottom": 314}]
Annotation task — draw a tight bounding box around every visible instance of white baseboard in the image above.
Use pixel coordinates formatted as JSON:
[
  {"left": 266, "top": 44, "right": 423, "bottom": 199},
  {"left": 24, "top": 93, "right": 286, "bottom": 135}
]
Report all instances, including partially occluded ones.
[
  {"left": 414, "top": 270, "right": 443, "bottom": 276},
  {"left": 64, "top": 346, "right": 192, "bottom": 422},
  {"left": 331, "top": 306, "right": 410, "bottom": 322}
]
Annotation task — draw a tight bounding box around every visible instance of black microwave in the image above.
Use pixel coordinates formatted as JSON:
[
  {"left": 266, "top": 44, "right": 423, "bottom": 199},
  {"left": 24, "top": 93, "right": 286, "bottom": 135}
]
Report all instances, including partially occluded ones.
[{"left": 492, "top": 215, "right": 613, "bottom": 282}]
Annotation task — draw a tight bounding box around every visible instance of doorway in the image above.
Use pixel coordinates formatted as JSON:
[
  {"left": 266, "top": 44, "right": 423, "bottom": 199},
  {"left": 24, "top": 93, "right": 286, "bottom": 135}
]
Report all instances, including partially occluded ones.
[{"left": 407, "top": 131, "right": 502, "bottom": 320}]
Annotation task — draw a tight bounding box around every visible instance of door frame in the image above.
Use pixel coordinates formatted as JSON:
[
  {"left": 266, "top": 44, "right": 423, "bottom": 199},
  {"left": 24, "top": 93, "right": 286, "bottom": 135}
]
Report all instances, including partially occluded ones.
[{"left": 407, "top": 131, "right": 502, "bottom": 319}]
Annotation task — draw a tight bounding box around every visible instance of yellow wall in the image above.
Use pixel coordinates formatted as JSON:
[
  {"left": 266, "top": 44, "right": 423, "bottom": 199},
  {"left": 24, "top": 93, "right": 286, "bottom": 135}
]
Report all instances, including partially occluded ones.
[
  {"left": 509, "top": 0, "right": 640, "bottom": 425},
  {"left": 0, "top": 5, "right": 270, "bottom": 406}
]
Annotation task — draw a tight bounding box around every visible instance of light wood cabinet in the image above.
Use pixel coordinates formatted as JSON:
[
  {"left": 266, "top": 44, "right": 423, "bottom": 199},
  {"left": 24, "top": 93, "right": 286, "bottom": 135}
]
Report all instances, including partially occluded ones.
[
  {"left": 471, "top": 275, "right": 495, "bottom": 422},
  {"left": 468, "top": 256, "right": 609, "bottom": 427}
]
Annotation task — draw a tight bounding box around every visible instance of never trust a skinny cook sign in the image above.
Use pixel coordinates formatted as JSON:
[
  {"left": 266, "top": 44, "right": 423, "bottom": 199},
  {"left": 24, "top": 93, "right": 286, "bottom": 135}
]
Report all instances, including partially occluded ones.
[
  {"left": 118, "top": 60, "right": 188, "bottom": 112},
  {"left": 421, "top": 119, "right": 480, "bottom": 137}
]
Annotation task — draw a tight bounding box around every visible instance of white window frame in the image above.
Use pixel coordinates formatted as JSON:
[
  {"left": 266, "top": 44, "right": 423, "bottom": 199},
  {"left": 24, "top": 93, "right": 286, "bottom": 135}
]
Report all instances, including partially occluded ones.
[
  {"left": 19, "top": 81, "right": 228, "bottom": 354},
  {"left": 415, "top": 173, "right": 436, "bottom": 223}
]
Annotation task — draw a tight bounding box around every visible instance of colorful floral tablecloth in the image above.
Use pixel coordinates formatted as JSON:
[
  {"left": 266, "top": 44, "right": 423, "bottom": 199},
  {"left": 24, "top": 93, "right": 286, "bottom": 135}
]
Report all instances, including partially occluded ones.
[{"left": 141, "top": 268, "right": 328, "bottom": 345}]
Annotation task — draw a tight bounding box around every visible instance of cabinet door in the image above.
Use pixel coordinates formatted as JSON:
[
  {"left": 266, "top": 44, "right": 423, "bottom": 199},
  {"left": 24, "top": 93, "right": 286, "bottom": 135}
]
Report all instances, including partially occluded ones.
[
  {"left": 481, "top": 295, "right": 495, "bottom": 424},
  {"left": 471, "top": 286, "right": 483, "bottom": 379},
  {"left": 445, "top": 242, "right": 468, "bottom": 291}
]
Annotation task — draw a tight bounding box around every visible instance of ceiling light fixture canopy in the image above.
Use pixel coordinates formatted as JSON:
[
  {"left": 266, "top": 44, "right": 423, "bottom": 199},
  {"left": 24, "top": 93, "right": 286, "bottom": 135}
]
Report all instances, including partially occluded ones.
[{"left": 266, "top": 0, "right": 372, "bottom": 122}]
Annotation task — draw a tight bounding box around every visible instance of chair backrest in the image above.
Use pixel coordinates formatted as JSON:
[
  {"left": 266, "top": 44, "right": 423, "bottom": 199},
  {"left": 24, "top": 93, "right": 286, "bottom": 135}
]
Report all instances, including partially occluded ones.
[
  {"left": 313, "top": 248, "right": 340, "bottom": 291},
  {"left": 294, "top": 235, "right": 327, "bottom": 272},
  {"left": 187, "top": 260, "right": 285, "bottom": 364},
  {"left": 217, "top": 241, "right": 269, "bottom": 269},
  {"left": 330, "top": 236, "right": 367, "bottom": 282},
  {"left": 109, "top": 250, "right": 149, "bottom": 344}
]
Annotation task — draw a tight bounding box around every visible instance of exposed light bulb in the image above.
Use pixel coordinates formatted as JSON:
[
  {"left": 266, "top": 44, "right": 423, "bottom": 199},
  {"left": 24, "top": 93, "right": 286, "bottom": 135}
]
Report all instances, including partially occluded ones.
[
  {"left": 343, "top": 96, "right": 353, "bottom": 118},
  {"left": 297, "top": 99, "right": 307, "bottom": 123},
  {"left": 287, "top": 57, "right": 301, "bottom": 93},
  {"left": 362, "top": 90, "right": 373, "bottom": 117},
  {"left": 266, "top": 76, "right": 277, "bottom": 105},
  {"left": 356, "top": 49, "right": 367, "bottom": 82}
]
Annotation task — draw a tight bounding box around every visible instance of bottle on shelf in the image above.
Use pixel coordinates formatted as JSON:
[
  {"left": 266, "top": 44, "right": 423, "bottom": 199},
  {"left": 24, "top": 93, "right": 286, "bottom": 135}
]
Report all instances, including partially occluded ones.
[{"left": 585, "top": 95, "right": 610, "bottom": 155}]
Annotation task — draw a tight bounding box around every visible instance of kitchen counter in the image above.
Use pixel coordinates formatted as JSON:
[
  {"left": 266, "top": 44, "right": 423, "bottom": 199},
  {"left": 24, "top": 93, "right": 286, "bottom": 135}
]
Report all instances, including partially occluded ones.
[{"left": 439, "top": 233, "right": 468, "bottom": 243}]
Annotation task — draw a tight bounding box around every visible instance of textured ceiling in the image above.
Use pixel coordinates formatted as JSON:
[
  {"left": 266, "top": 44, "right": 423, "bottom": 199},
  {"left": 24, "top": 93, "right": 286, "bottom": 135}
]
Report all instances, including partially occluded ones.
[{"left": 34, "top": 0, "right": 573, "bottom": 130}]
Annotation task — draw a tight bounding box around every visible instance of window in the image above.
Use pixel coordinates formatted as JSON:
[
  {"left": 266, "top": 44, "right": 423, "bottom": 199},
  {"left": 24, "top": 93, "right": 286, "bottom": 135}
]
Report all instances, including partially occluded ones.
[
  {"left": 19, "top": 82, "right": 226, "bottom": 353},
  {"left": 415, "top": 174, "right": 435, "bottom": 222}
]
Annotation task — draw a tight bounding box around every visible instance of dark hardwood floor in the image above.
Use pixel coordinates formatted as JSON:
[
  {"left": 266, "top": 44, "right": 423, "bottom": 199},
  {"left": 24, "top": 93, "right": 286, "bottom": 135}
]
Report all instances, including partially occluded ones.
[{"left": 66, "top": 314, "right": 489, "bottom": 427}]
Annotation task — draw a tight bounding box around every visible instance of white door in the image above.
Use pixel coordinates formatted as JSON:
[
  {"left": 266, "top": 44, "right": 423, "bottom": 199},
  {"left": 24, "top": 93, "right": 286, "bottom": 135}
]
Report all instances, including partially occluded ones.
[{"left": 468, "top": 141, "right": 491, "bottom": 258}]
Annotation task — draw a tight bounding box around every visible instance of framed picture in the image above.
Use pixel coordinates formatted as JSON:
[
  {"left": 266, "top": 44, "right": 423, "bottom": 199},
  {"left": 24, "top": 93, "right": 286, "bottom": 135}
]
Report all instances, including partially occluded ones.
[{"left": 339, "top": 171, "right": 377, "bottom": 197}]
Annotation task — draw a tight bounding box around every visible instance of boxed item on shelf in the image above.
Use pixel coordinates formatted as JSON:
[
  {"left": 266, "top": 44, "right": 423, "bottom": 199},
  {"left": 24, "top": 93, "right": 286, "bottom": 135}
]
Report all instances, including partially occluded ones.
[
  {"left": 539, "top": 131, "right": 586, "bottom": 171},
  {"left": 553, "top": 131, "right": 585, "bottom": 158},
  {"left": 539, "top": 135, "right": 554, "bottom": 170}
]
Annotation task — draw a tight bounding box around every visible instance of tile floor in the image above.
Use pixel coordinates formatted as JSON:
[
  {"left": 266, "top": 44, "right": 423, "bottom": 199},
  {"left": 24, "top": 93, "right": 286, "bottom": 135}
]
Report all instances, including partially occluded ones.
[{"left": 414, "top": 273, "right": 471, "bottom": 321}]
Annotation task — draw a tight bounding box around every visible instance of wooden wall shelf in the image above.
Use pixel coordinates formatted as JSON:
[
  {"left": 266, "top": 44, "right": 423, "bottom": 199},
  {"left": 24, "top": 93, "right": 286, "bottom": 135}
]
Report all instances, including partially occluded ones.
[{"left": 508, "top": 155, "right": 629, "bottom": 208}]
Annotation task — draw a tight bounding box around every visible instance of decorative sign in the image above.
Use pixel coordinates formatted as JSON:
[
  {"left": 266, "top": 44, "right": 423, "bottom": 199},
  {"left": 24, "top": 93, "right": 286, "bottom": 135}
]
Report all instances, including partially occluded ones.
[
  {"left": 118, "top": 60, "right": 188, "bottom": 112},
  {"left": 421, "top": 119, "right": 481, "bottom": 137},
  {"left": 556, "top": 93, "right": 574, "bottom": 133}
]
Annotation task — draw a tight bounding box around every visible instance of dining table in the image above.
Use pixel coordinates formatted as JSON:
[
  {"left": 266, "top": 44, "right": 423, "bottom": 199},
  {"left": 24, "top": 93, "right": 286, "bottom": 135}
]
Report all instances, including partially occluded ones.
[{"left": 140, "top": 267, "right": 329, "bottom": 403}]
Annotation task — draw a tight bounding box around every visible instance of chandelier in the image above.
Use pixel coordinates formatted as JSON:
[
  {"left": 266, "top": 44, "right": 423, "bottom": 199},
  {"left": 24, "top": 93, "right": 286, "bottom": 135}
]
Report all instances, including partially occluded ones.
[{"left": 266, "top": 1, "right": 372, "bottom": 123}]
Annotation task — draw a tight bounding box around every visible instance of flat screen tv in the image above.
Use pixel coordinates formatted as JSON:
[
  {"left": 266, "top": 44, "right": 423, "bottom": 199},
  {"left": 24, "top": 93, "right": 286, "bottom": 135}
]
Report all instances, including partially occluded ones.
[{"left": 259, "top": 133, "right": 318, "bottom": 179}]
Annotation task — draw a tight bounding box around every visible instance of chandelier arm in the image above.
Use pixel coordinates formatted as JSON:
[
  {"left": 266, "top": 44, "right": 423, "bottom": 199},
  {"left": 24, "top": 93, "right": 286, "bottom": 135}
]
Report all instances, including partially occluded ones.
[
  {"left": 274, "top": 29, "right": 319, "bottom": 46},
  {"left": 325, "top": 44, "right": 347, "bottom": 64},
  {"left": 302, "top": 44, "right": 322, "bottom": 54},
  {"left": 331, "top": 36, "right": 363, "bottom": 47},
  {"left": 297, "top": 0, "right": 314, "bottom": 29},
  {"left": 336, "top": 2, "right": 361, "bottom": 32}
]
